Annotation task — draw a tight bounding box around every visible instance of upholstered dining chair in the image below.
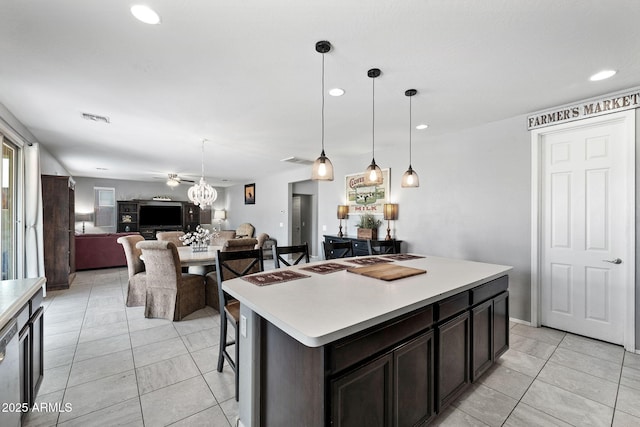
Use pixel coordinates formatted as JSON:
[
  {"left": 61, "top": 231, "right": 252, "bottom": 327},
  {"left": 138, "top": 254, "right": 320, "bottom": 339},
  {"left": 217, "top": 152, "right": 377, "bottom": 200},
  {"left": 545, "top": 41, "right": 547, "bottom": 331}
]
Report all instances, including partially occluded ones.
[
  {"left": 117, "top": 234, "right": 147, "bottom": 306},
  {"left": 235, "top": 222, "right": 255, "bottom": 238},
  {"left": 215, "top": 248, "right": 264, "bottom": 401},
  {"left": 323, "top": 240, "right": 354, "bottom": 260},
  {"left": 155, "top": 231, "right": 185, "bottom": 247},
  {"left": 274, "top": 243, "right": 310, "bottom": 268},
  {"left": 367, "top": 239, "right": 397, "bottom": 255},
  {"left": 136, "top": 240, "right": 205, "bottom": 321},
  {"left": 254, "top": 232, "right": 270, "bottom": 250}
]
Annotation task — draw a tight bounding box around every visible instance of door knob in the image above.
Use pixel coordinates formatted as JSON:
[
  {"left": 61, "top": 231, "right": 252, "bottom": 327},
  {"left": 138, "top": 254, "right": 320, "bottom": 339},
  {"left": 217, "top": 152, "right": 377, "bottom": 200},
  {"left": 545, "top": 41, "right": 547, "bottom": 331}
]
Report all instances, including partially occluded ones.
[{"left": 602, "top": 258, "right": 622, "bottom": 264}]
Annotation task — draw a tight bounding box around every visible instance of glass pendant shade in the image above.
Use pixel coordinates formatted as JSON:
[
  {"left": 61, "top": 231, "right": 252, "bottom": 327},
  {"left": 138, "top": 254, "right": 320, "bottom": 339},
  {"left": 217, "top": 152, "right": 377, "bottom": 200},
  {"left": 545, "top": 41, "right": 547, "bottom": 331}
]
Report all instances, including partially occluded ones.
[
  {"left": 364, "top": 68, "right": 384, "bottom": 185},
  {"left": 364, "top": 158, "right": 383, "bottom": 185},
  {"left": 311, "top": 41, "right": 334, "bottom": 181},
  {"left": 402, "top": 89, "right": 420, "bottom": 188},
  {"left": 401, "top": 165, "right": 420, "bottom": 187},
  {"left": 311, "top": 149, "right": 334, "bottom": 180},
  {"left": 188, "top": 140, "right": 218, "bottom": 207}
]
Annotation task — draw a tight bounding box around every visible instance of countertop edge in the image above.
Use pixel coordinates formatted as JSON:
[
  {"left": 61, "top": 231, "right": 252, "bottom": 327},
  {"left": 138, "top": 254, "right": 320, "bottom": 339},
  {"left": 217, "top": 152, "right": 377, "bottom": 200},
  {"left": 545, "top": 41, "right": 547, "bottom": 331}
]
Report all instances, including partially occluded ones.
[
  {"left": 229, "top": 265, "right": 513, "bottom": 347},
  {"left": 0, "top": 277, "right": 46, "bottom": 330}
]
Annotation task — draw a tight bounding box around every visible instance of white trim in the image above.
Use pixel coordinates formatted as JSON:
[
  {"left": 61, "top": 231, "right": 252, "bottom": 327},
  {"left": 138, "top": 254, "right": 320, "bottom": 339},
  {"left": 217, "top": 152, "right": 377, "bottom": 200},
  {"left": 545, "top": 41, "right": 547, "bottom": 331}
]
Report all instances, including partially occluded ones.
[{"left": 530, "top": 110, "right": 636, "bottom": 351}]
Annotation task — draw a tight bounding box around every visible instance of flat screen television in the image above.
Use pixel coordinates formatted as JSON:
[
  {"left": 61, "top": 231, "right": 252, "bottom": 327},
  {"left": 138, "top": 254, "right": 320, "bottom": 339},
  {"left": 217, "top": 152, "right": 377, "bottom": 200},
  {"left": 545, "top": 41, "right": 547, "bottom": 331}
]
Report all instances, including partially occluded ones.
[{"left": 139, "top": 204, "right": 182, "bottom": 226}]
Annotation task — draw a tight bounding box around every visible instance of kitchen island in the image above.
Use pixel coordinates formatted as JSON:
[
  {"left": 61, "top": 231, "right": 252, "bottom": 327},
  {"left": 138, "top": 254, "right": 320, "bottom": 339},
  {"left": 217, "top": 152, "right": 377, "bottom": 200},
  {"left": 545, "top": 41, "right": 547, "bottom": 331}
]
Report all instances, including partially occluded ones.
[{"left": 223, "top": 255, "right": 511, "bottom": 427}]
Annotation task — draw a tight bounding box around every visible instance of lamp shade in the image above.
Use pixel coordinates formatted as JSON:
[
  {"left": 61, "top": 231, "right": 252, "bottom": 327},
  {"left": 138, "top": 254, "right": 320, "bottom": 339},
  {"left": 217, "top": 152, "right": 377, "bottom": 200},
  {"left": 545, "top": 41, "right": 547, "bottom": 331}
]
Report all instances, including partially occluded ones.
[
  {"left": 213, "top": 209, "right": 227, "bottom": 220},
  {"left": 75, "top": 212, "right": 93, "bottom": 222},
  {"left": 383, "top": 203, "right": 398, "bottom": 220},
  {"left": 337, "top": 205, "right": 349, "bottom": 220}
]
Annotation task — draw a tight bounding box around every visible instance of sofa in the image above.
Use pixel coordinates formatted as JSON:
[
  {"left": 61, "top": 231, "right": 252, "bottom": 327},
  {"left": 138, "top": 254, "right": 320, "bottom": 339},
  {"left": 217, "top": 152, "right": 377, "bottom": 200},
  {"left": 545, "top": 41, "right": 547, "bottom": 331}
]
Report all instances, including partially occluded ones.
[{"left": 75, "top": 232, "right": 140, "bottom": 270}]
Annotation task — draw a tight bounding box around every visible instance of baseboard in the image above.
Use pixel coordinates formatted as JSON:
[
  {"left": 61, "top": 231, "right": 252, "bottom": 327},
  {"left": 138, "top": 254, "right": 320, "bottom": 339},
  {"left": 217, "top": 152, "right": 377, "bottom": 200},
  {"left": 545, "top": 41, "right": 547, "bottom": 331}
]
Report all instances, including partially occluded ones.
[{"left": 509, "top": 317, "right": 532, "bottom": 326}]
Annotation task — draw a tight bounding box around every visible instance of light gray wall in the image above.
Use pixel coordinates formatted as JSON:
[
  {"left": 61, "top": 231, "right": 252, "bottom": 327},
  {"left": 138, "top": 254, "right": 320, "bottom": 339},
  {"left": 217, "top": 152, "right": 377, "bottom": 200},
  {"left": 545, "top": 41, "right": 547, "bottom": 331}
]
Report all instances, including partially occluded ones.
[
  {"left": 226, "top": 114, "right": 533, "bottom": 321},
  {"left": 73, "top": 176, "right": 227, "bottom": 234}
]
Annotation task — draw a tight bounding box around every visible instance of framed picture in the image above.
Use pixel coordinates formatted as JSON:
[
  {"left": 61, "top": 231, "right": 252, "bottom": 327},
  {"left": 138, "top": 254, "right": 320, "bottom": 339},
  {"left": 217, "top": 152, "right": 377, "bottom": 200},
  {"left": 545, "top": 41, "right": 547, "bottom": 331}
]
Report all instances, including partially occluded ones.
[
  {"left": 345, "top": 168, "right": 390, "bottom": 214},
  {"left": 244, "top": 183, "right": 255, "bottom": 204}
]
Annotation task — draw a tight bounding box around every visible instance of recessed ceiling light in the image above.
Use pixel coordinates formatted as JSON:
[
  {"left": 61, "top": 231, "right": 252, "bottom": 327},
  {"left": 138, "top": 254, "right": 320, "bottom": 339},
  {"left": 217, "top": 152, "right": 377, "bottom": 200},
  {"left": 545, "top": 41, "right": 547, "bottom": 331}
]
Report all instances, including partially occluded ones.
[
  {"left": 130, "top": 5, "right": 161, "bottom": 25},
  {"left": 329, "top": 88, "right": 345, "bottom": 97},
  {"left": 589, "top": 70, "right": 616, "bottom": 81},
  {"left": 416, "top": 124, "right": 428, "bottom": 130}
]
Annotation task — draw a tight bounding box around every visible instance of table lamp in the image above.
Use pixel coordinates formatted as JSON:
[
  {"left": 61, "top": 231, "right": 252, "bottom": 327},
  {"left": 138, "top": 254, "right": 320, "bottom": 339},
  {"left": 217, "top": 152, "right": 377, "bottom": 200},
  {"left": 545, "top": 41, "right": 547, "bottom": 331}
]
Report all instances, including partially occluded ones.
[
  {"left": 213, "top": 209, "right": 227, "bottom": 230},
  {"left": 383, "top": 203, "right": 398, "bottom": 240},
  {"left": 337, "top": 205, "right": 349, "bottom": 237},
  {"left": 75, "top": 212, "right": 94, "bottom": 234}
]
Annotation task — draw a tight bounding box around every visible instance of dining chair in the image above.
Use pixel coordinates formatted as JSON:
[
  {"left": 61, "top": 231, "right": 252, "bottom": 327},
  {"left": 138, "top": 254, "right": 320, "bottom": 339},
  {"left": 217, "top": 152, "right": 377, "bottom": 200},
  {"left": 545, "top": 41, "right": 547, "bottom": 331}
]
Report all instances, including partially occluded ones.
[
  {"left": 155, "top": 231, "right": 185, "bottom": 247},
  {"left": 367, "top": 239, "right": 397, "bottom": 255},
  {"left": 117, "top": 234, "right": 147, "bottom": 306},
  {"left": 215, "top": 248, "right": 264, "bottom": 401},
  {"left": 136, "top": 240, "right": 205, "bottom": 321},
  {"left": 274, "top": 243, "right": 310, "bottom": 268},
  {"left": 323, "top": 240, "right": 354, "bottom": 260}
]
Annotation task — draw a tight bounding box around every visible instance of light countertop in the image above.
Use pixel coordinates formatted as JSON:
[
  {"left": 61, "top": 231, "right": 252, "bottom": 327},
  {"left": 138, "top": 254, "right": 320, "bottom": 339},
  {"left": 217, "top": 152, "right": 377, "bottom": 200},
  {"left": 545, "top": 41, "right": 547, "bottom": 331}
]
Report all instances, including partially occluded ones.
[
  {"left": 223, "top": 255, "right": 512, "bottom": 347},
  {"left": 0, "top": 277, "right": 46, "bottom": 330}
]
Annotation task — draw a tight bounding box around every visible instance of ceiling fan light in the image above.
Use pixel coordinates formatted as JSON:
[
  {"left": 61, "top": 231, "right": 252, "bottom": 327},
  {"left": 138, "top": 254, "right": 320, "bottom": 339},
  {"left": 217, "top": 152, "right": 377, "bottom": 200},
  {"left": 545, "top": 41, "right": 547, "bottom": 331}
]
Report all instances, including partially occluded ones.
[
  {"left": 364, "top": 158, "right": 383, "bottom": 186},
  {"left": 401, "top": 166, "right": 420, "bottom": 188},
  {"left": 311, "top": 150, "right": 334, "bottom": 180},
  {"left": 166, "top": 178, "right": 180, "bottom": 187}
]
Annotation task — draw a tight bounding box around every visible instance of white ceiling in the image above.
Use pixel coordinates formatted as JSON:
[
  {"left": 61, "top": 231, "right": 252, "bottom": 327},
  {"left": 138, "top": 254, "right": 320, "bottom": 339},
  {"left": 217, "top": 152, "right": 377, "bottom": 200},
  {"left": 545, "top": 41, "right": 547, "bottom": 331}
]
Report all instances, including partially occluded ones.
[{"left": 1, "top": 0, "right": 639, "bottom": 187}]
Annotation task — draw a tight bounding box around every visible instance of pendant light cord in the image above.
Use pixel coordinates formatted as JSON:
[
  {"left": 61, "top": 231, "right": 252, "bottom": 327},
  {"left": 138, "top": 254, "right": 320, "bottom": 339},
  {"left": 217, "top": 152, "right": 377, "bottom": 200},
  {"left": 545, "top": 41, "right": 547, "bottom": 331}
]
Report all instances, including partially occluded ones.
[
  {"left": 321, "top": 52, "right": 325, "bottom": 152},
  {"left": 408, "top": 95, "right": 412, "bottom": 166},
  {"left": 201, "top": 139, "right": 206, "bottom": 177},
  {"left": 372, "top": 75, "right": 375, "bottom": 159}
]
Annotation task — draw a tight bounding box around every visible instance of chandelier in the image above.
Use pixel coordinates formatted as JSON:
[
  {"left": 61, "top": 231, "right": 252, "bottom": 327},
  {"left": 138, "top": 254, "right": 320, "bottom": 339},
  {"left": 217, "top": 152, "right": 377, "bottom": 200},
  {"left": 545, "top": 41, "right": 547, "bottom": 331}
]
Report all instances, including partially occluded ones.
[{"left": 187, "top": 140, "right": 217, "bottom": 207}]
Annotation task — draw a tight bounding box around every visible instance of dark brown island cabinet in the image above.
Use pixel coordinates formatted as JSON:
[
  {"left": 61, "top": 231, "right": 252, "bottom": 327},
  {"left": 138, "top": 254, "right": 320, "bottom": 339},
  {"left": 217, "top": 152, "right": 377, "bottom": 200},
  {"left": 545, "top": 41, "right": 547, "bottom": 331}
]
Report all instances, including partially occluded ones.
[{"left": 259, "top": 275, "right": 509, "bottom": 427}]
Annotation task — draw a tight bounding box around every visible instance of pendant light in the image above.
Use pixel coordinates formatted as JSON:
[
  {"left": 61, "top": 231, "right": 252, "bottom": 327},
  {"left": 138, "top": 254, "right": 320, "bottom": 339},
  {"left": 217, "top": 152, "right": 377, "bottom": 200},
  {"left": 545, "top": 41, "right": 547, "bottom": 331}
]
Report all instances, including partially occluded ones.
[
  {"left": 401, "top": 89, "right": 420, "bottom": 188},
  {"left": 364, "top": 68, "right": 383, "bottom": 186},
  {"left": 187, "top": 139, "right": 218, "bottom": 207},
  {"left": 311, "top": 41, "right": 334, "bottom": 181}
]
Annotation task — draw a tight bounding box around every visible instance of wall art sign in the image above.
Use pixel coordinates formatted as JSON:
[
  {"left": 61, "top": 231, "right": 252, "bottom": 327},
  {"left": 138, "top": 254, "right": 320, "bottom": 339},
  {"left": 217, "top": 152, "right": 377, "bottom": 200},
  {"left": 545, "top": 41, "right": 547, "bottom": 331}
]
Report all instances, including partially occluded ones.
[
  {"left": 527, "top": 87, "right": 640, "bottom": 130},
  {"left": 345, "top": 168, "right": 390, "bottom": 214}
]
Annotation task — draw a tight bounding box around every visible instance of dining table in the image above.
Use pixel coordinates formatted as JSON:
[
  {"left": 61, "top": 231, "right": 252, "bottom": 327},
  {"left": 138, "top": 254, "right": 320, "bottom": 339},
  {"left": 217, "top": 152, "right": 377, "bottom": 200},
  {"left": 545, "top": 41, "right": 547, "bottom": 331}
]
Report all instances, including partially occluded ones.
[{"left": 177, "top": 245, "right": 222, "bottom": 275}]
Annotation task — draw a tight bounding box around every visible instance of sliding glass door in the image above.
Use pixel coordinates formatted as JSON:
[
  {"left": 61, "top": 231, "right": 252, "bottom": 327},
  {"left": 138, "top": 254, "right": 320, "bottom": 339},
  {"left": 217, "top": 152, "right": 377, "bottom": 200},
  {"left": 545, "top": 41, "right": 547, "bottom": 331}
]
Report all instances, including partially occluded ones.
[{"left": 1, "top": 138, "right": 18, "bottom": 279}]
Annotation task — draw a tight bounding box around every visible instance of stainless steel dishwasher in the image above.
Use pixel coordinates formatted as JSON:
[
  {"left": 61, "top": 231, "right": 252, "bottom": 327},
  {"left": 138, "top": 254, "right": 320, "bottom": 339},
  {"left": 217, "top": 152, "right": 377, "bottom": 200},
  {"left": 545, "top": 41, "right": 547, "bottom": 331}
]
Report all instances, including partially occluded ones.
[{"left": 0, "top": 320, "right": 21, "bottom": 427}]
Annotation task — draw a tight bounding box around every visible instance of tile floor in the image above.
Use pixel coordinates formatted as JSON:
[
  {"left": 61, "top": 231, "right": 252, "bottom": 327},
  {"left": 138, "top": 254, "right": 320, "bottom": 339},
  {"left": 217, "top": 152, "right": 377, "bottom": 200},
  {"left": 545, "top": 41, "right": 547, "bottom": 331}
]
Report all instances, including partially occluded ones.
[{"left": 23, "top": 267, "right": 640, "bottom": 427}]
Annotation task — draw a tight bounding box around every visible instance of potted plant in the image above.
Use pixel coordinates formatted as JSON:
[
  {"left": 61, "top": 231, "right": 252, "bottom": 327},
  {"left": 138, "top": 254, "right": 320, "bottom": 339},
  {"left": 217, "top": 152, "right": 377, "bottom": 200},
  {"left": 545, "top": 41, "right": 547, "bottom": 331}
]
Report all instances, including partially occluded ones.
[{"left": 357, "top": 213, "right": 382, "bottom": 240}]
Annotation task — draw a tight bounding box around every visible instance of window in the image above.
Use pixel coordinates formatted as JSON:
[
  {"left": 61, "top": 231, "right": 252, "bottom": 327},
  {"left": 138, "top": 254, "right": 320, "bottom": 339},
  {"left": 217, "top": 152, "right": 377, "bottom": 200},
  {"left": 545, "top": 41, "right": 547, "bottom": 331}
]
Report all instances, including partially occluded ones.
[
  {"left": 1, "top": 138, "right": 18, "bottom": 279},
  {"left": 94, "top": 187, "right": 115, "bottom": 228}
]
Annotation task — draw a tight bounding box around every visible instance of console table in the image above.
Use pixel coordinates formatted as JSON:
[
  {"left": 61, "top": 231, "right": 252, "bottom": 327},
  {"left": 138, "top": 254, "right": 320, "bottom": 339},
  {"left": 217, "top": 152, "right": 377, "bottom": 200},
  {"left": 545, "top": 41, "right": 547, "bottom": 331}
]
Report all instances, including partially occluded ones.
[{"left": 324, "top": 234, "right": 403, "bottom": 256}]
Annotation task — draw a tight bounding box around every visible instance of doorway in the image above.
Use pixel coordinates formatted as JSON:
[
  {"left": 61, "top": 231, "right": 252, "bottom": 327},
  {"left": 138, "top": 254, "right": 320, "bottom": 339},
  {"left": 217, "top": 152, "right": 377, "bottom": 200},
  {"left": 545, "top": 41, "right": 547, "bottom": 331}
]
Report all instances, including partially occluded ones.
[{"left": 531, "top": 111, "right": 635, "bottom": 350}]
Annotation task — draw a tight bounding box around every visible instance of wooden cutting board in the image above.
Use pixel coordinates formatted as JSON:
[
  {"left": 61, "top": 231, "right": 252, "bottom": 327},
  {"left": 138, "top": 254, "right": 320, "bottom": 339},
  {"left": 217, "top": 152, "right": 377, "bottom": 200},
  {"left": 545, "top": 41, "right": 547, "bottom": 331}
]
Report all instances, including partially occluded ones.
[{"left": 347, "top": 263, "right": 427, "bottom": 281}]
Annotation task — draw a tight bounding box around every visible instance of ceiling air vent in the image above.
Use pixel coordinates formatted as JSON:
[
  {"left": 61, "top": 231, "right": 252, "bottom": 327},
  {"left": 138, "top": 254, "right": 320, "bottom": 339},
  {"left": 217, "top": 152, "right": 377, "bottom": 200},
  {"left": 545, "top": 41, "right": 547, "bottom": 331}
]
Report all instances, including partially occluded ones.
[
  {"left": 281, "top": 157, "right": 314, "bottom": 165},
  {"left": 82, "top": 112, "right": 110, "bottom": 124}
]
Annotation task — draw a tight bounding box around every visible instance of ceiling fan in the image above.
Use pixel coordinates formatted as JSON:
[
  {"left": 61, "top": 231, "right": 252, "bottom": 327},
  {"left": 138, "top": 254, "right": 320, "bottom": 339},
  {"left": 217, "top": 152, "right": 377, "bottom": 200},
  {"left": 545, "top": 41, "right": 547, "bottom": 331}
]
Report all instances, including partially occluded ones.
[{"left": 154, "top": 173, "right": 196, "bottom": 187}]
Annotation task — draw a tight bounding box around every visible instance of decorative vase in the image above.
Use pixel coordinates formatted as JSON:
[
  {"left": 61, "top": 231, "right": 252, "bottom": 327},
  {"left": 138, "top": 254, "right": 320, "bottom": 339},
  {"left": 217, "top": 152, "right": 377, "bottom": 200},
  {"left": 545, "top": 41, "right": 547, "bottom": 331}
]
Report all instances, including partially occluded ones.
[
  {"left": 357, "top": 228, "right": 378, "bottom": 240},
  {"left": 191, "top": 243, "right": 208, "bottom": 253}
]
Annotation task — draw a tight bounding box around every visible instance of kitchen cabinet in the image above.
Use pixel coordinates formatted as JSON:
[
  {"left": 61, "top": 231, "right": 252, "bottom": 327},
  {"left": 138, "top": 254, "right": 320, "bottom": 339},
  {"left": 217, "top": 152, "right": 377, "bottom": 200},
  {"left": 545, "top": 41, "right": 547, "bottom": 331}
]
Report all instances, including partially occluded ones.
[
  {"left": 17, "top": 288, "right": 44, "bottom": 411},
  {"left": 42, "top": 175, "right": 74, "bottom": 290}
]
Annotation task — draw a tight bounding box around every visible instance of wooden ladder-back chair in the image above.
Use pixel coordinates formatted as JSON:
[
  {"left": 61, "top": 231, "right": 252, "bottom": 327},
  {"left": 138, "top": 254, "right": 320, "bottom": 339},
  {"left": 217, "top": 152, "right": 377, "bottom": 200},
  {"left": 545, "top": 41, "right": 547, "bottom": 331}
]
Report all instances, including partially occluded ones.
[
  {"left": 323, "top": 240, "right": 354, "bottom": 260},
  {"left": 274, "top": 243, "right": 310, "bottom": 268},
  {"left": 215, "top": 248, "right": 264, "bottom": 401},
  {"left": 367, "top": 239, "right": 397, "bottom": 255}
]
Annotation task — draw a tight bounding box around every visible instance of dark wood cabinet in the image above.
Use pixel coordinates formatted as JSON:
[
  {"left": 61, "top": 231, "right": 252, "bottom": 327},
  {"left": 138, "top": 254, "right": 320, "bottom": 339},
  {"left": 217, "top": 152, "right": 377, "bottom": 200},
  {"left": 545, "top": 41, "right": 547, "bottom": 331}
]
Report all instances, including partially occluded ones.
[
  {"left": 259, "top": 276, "right": 508, "bottom": 427},
  {"left": 331, "top": 353, "right": 393, "bottom": 427},
  {"left": 117, "top": 201, "right": 139, "bottom": 232},
  {"left": 42, "top": 175, "right": 74, "bottom": 290},
  {"left": 324, "top": 235, "right": 402, "bottom": 256},
  {"left": 394, "top": 331, "right": 435, "bottom": 427},
  {"left": 17, "top": 288, "right": 44, "bottom": 413},
  {"left": 436, "top": 311, "right": 470, "bottom": 412},
  {"left": 182, "top": 203, "right": 200, "bottom": 232}
]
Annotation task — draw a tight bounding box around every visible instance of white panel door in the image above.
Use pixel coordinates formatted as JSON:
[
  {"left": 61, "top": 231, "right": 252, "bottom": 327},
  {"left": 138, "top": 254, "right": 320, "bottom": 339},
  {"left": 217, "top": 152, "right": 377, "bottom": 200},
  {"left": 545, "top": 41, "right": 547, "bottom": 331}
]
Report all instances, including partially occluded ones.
[{"left": 540, "top": 117, "right": 630, "bottom": 344}]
